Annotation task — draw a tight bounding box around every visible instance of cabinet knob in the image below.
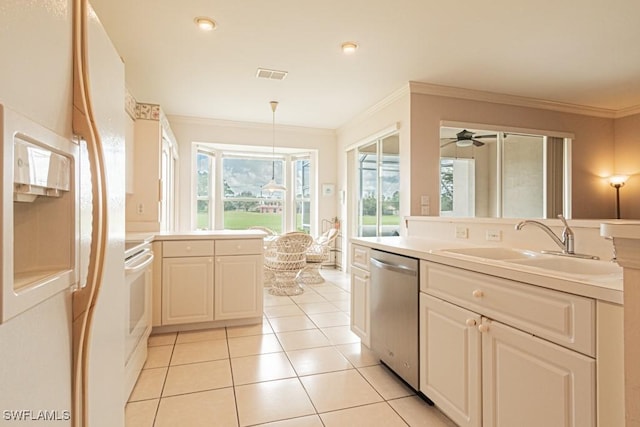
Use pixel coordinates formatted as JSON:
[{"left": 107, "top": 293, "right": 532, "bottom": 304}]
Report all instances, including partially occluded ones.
[
  {"left": 478, "top": 324, "right": 489, "bottom": 333},
  {"left": 237, "top": 245, "right": 242, "bottom": 249},
  {"left": 186, "top": 246, "right": 191, "bottom": 251},
  {"left": 472, "top": 289, "right": 484, "bottom": 298},
  {"left": 216, "top": 258, "right": 221, "bottom": 262},
  {"left": 364, "top": 274, "right": 370, "bottom": 279},
  {"left": 465, "top": 318, "right": 477, "bottom": 327}
]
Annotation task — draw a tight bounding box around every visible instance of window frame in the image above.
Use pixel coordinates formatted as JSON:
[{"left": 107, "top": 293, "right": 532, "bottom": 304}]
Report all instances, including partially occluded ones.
[{"left": 192, "top": 144, "right": 316, "bottom": 234}]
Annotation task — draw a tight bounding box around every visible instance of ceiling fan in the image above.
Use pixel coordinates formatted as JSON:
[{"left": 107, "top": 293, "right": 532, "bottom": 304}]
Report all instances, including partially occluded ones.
[{"left": 440, "top": 129, "right": 497, "bottom": 148}]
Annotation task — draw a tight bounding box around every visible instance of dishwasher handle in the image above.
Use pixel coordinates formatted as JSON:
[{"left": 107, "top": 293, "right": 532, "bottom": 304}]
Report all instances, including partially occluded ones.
[{"left": 370, "top": 257, "right": 417, "bottom": 276}]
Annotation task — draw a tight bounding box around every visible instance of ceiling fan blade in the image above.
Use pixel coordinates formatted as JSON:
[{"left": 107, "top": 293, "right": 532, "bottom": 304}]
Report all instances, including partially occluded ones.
[
  {"left": 473, "top": 134, "right": 497, "bottom": 139},
  {"left": 440, "top": 140, "right": 456, "bottom": 148},
  {"left": 472, "top": 139, "right": 485, "bottom": 147}
]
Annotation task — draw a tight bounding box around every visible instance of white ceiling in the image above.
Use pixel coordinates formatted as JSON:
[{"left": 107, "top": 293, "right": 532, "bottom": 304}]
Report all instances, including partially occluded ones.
[{"left": 90, "top": 0, "right": 640, "bottom": 130}]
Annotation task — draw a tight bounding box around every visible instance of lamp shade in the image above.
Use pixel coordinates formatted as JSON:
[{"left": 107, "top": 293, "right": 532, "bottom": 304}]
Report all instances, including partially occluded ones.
[
  {"left": 263, "top": 179, "right": 286, "bottom": 192},
  {"left": 609, "top": 175, "right": 628, "bottom": 187}
]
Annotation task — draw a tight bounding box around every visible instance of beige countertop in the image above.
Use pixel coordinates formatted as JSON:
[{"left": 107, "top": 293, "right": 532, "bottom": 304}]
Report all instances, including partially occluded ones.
[
  {"left": 351, "top": 236, "right": 623, "bottom": 304},
  {"left": 126, "top": 230, "right": 266, "bottom": 243}
]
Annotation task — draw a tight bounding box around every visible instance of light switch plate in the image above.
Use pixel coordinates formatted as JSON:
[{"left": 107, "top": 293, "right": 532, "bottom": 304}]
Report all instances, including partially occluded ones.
[
  {"left": 486, "top": 230, "right": 502, "bottom": 241},
  {"left": 455, "top": 226, "right": 468, "bottom": 239},
  {"left": 421, "top": 195, "right": 430, "bottom": 206}
]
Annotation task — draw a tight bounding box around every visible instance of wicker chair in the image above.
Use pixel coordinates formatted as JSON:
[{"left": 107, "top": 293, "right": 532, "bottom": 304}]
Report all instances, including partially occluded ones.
[
  {"left": 297, "top": 228, "right": 339, "bottom": 285},
  {"left": 265, "top": 232, "right": 314, "bottom": 296},
  {"left": 249, "top": 226, "right": 278, "bottom": 287}
]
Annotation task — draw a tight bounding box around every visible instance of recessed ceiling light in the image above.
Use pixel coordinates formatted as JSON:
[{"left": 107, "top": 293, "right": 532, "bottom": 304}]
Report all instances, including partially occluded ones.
[
  {"left": 194, "top": 17, "right": 216, "bottom": 31},
  {"left": 341, "top": 41, "right": 358, "bottom": 54}
]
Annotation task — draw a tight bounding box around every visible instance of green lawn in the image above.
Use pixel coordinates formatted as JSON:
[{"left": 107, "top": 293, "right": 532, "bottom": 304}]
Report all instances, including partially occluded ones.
[
  {"left": 197, "top": 211, "right": 283, "bottom": 232},
  {"left": 361, "top": 215, "right": 400, "bottom": 225}
]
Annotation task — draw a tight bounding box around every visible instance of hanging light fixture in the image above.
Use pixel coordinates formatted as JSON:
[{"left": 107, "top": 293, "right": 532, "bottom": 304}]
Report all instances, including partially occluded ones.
[{"left": 262, "top": 101, "right": 286, "bottom": 192}]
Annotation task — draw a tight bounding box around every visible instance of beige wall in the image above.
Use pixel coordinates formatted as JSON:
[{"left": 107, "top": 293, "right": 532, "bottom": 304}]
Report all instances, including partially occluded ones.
[
  {"left": 410, "top": 92, "right": 616, "bottom": 219},
  {"left": 614, "top": 112, "right": 640, "bottom": 219},
  {"left": 169, "top": 116, "right": 337, "bottom": 234}
]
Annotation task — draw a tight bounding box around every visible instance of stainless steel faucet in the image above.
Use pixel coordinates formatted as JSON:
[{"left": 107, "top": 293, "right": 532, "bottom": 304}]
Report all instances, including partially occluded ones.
[{"left": 515, "top": 215, "right": 575, "bottom": 254}]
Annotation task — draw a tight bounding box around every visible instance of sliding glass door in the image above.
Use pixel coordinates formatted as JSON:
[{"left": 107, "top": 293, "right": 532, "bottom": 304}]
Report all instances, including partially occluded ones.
[{"left": 356, "top": 134, "right": 400, "bottom": 237}]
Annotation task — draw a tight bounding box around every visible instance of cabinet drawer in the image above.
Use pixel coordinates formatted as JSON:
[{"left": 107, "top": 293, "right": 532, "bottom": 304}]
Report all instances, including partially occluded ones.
[
  {"left": 351, "top": 244, "right": 370, "bottom": 271},
  {"left": 163, "top": 240, "right": 214, "bottom": 257},
  {"left": 215, "top": 239, "right": 263, "bottom": 256},
  {"left": 421, "top": 261, "right": 595, "bottom": 356}
]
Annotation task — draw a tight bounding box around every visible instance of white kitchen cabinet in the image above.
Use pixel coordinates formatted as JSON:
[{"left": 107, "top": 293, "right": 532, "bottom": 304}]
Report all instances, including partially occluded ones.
[
  {"left": 350, "top": 243, "right": 371, "bottom": 346},
  {"left": 214, "top": 239, "right": 263, "bottom": 320},
  {"left": 482, "top": 318, "right": 595, "bottom": 427},
  {"left": 420, "top": 293, "right": 481, "bottom": 427},
  {"left": 420, "top": 260, "right": 596, "bottom": 427},
  {"left": 162, "top": 256, "right": 214, "bottom": 325},
  {"left": 350, "top": 265, "right": 371, "bottom": 347},
  {"left": 161, "top": 240, "right": 215, "bottom": 325},
  {"left": 156, "top": 238, "right": 264, "bottom": 327}
]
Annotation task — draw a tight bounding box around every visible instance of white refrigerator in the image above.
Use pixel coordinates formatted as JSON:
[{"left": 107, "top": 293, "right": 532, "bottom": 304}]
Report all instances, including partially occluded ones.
[{"left": 0, "top": 1, "right": 126, "bottom": 426}]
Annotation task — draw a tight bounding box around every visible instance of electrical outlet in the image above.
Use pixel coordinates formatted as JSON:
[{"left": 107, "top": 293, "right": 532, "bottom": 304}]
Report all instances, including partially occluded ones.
[
  {"left": 421, "top": 195, "right": 430, "bottom": 206},
  {"left": 455, "top": 226, "right": 468, "bottom": 239},
  {"left": 137, "top": 203, "right": 144, "bottom": 214},
  {"left": 486, "top": 230, "right": 502, "bottom": 241},
  {"left": 421, "top": 205, "right": 430, "bottom": 215}
]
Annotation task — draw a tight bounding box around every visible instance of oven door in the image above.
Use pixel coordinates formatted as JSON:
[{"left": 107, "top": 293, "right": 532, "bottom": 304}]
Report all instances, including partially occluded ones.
[{"left": 124, "top": 247, "right": 154, "bottom": 364}]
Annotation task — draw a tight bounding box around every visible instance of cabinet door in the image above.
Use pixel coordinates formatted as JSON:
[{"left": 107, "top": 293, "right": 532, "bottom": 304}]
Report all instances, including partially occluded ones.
[
  {"left": 162, "top": 256, "right": 214, "bottom": 325},
  {"left": 350, "top": 266, "right": 370, "bottom": 347},
  {"left": 214, "top": 255, "right": 263, "bottom": 320},
  {"left": 482, "top": 319, "right": 595, "bottom": 427},
  {"left": 420, "top": 293, "right": 481, "bottom": 427}
]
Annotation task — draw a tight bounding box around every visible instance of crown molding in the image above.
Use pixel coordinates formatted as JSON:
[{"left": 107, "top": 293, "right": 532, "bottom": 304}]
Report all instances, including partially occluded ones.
[
  {"left": 337, "top": 84, "right": 410, "bottom": 134},
  {"left": 408, "top": 81, "right": 621, "bottom": 119},
  {"left": 167, "top": 114, "right": 336, "bottom": 137},
  {"left": 615, "top": 104, "right": 640, "bottom": 118}
]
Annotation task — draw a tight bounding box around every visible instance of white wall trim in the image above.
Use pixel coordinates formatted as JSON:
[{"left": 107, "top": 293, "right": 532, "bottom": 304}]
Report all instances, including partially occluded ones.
[
  {"left": 344, "top": 122, "right": 401, "bottom": 152},
  {"left": 409, "top": 81, "right": 622, "bottom": 119},
  {"left": 440, "top": 120, "right": 576, "bottom": 139}
]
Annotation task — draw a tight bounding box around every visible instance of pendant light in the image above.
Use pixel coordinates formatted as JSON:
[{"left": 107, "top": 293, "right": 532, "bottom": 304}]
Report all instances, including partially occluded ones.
[{"left": 262, "top": 101, "right": 286, "bottom": 192}]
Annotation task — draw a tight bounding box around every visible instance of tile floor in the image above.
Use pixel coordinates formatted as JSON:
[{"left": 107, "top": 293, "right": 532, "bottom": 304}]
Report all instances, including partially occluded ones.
[{"left": 126, "top": 269, "right": 457, "bottom": 427}]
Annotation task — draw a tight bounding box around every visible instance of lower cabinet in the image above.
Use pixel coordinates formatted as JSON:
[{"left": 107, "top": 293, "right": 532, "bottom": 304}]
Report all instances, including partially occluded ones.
[
  {"left": 214, "top": 254, "right": 262, "bottom": 320},
  {"left": 350, "top": 265, "right": 370, "bottom": 347},
  {"left": 420, "top": 293, "right": 481, "bottom": 427},
  {"left": 162, "top": 256, "right": 214, "bottom": 325},
  {"left": 420, "top": 292, "right": 596, "bottom": 427},
  {"left": 159, "top": 238, "right": 263, "bottom": 326}
]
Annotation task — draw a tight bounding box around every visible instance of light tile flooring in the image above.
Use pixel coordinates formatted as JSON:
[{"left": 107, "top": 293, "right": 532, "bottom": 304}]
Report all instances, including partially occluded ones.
[{"left": 126, "top": 269, "right": 457, "bottom": 427}]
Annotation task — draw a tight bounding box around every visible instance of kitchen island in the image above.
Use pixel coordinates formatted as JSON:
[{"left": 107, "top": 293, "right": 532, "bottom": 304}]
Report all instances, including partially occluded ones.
[
  {"left": 350, "top": 235, "right": 624, "bottom": 427},
  {"left": 127, "top": 230, "right": 265, "bottom": 333}
]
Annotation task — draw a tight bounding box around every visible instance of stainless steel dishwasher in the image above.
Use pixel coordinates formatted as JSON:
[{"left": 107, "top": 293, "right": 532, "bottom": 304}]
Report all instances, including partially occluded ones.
[{"left": 370, "top": 249, "right": 419, "bottom": 390}]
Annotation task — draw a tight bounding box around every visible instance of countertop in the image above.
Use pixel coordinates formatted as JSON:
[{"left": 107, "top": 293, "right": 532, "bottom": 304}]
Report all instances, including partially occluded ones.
[
  {"left": 351, "top": 236, "right": 623, "bottom": 304},
  {"left": 126, "top": 230, "right": 267, "bottom": 243}
]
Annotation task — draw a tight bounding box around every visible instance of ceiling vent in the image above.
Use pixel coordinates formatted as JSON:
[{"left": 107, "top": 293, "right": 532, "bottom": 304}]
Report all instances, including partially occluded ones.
[{"left": 256, "top": 68, "right": 288, "bottom": 81}]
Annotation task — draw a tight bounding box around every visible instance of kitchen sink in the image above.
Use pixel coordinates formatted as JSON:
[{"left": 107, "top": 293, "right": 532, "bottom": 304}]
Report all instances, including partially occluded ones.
[
  {"left": 506, "top": 256, "right": 622, "bottom": 276},
  {"left": 439, "top": 247, "right": 540, "bottom": 260}
]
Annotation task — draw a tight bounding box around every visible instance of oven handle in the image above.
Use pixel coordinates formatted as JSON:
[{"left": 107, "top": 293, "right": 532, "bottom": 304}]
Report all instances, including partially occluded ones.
[{"left": 125, "top": 250, "right": 154, "bottom": 275}]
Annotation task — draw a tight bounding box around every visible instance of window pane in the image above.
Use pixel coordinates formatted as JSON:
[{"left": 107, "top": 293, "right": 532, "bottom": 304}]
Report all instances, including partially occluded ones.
[
  {"left": 358, "top": 147, "right": 378, "bottom": 237},
  {"left": 196, "top": 200, "right": 210, "bottom": 230},
  {"left": 380, "top": 138, "right": 399, "bottom": 236},
  {"left": 223, "top": 200, "right": 282, "bottom": 233},
  {"left": 222, "top": 157, "right": 284, "bottom": 232},
  {"left": 196, "top": 153, "right": 211, "bottom": 197}
]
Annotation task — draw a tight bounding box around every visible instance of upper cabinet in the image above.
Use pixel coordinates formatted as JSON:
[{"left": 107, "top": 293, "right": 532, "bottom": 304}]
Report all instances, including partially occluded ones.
[{"left": 125, "top": 98, "right": 179, "bottom": 232}]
